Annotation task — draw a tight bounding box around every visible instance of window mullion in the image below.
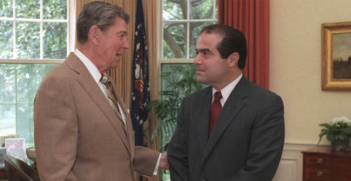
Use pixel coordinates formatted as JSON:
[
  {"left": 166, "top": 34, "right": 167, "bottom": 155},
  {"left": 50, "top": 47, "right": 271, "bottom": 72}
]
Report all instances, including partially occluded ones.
[
  {"left": 40, "top": 0, "right": 43, "bottom": 59},
  {"left": 187, "top": 21, "right": 190, "bottom": 59},
  {"left": 14, "top": 65, "right": 18, "bottom": 134},
  {"left": 213, "top": 0, "right": 216, "bottom": 19},
  {"left": 187, "top": 0, "right": 190, "bottom": 59},
  {"left": 13, "top": 0, "right": 16, "bottom": 59},
  {"left": 67, "top": 0, "right": 70, "bottom": 54},
  {"left": 68, "top": 0, "right": 76, "bottom": 53}
]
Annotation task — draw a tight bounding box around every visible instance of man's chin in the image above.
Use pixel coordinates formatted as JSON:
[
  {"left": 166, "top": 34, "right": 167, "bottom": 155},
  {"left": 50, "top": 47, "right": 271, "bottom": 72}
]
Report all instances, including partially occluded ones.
[
  {"left": 110, "top": 60, "right": 120, "bottom": 69},
  {"left": 196, "top": 77, "right": 205, "bottom": 84}
]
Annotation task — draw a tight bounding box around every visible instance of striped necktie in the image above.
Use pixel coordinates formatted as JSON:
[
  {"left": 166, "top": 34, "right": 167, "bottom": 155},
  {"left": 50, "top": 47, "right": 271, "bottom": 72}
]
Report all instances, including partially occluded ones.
[{"left": 100, "top": 73, "right": 124, "bottom": 124}]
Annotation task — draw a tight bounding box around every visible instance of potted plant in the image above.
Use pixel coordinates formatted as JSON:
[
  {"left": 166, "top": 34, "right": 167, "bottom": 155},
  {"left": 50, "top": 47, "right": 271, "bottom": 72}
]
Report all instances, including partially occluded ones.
[
  {"left": 147, "top": 65, "right": 203, "bottom": 152},
  {"left": 318, "top": 116, "right": 351, "bottom": 152}
]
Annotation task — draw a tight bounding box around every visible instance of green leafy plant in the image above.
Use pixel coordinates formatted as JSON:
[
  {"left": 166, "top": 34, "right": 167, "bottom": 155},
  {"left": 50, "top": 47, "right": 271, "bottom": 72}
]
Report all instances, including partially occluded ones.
[
  {"left": 147, "top": 65, "right": 203, "bottom": 151},
  {"left": 318, "top": 116, "right": 351, "bottom": 145}
]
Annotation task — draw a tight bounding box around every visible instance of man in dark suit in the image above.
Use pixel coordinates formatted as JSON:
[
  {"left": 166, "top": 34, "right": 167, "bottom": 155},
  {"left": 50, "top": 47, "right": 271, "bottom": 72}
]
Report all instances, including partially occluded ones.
[
  {"left": 34, "top": 2, "right": 168, "bottom": 181},
  {"left": 167, "top": 24, "right": 285, "bottom": 181}
]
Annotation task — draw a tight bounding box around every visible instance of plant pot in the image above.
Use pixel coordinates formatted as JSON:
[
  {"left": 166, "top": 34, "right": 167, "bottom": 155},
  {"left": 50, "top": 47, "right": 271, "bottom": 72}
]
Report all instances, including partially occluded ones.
[{"left": 331, "top": 135, "right": 350, "bottom": 152}]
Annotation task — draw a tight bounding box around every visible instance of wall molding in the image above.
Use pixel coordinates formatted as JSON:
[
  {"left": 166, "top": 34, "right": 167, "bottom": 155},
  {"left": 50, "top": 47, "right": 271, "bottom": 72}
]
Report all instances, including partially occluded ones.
[{"left": 273, "top": 142, "right": 320, "bottom": 181}]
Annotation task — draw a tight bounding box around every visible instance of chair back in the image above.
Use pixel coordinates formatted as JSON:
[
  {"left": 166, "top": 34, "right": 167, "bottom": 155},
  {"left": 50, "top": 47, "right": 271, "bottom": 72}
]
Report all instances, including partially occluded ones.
[{"left": 4, "top": 155, "right": 40, "bottom": 181}]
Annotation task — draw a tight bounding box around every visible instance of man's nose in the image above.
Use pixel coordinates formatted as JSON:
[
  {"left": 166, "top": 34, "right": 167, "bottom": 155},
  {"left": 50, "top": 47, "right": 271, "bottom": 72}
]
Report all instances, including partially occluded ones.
[
  {"left": 194, "top": 55, "right": 201, "bottom": 65},
  {"left": 123, "top": 39, "right": 130, "bottom": 49}
]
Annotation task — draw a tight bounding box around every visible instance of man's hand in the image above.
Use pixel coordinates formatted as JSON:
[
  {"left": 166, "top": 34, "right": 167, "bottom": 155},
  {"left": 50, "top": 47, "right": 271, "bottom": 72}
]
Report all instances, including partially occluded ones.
[{"left": 159, "top": 152, "right": 169, "bottom": 170}]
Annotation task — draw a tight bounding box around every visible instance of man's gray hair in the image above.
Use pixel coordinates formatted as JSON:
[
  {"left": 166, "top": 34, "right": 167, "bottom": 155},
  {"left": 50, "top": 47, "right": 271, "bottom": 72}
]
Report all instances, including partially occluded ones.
[{"left": 76, "top": 1, "right": 130, "bottom": 44}]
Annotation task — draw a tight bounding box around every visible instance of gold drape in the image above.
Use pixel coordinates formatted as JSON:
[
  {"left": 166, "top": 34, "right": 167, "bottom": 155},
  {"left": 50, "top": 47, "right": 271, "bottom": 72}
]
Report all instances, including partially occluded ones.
[
  {"left": 140, "top": 1, "right": 160, "bottom": 181},
  {"left": 76, "top": 1, "right": 160, "bottom": 181}
]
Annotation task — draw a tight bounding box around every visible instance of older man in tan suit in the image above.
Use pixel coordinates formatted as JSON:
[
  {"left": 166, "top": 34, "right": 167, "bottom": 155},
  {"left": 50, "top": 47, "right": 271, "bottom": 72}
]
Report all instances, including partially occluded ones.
[{"left": 34, "top": 2, "right": 168, "bottom": 181}]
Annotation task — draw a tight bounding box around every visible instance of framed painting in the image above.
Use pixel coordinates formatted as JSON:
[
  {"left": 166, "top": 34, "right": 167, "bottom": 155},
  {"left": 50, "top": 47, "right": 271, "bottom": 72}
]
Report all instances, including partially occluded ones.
[{"left": 322, "top": 22, "right": 351, "bottom": 90}]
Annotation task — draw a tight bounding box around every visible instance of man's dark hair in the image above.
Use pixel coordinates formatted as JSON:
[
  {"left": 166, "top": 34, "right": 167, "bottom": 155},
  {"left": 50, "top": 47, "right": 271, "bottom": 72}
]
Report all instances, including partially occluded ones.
[
  {"left": 200, "top": 24, "right": 247, "bottom": 69},
  {"left": 76, "top": 1, "right": 130, "bottom": 44}
]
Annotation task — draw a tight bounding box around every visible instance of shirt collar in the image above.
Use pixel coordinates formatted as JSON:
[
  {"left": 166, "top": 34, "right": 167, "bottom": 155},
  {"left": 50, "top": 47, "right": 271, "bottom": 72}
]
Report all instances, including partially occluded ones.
[
  {"left": 212, "top": 73, "right": 243, "bottom": 106},
  {"left": 74, "top": 49, "right": 102, "bottom": 84}
]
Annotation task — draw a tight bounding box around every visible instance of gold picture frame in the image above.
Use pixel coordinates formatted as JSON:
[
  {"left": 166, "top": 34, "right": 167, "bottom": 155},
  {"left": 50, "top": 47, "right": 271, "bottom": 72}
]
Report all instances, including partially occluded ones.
[{"left": 322, "top": 22, "right": 351, "bottom": 90}]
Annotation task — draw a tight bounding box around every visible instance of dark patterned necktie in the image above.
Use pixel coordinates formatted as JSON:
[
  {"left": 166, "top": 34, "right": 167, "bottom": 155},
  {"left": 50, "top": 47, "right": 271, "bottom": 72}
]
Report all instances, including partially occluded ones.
[{"left": 209, "top": 91, "right": 222, "bottom": 137}]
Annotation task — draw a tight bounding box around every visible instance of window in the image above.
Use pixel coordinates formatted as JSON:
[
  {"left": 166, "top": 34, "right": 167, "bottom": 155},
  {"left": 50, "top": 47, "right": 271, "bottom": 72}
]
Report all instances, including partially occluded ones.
[
  {"left": 159, "top": 0, "right": 217, "bottom": 180},
  {"left": 0, "top": 0, "right": 73, "bottom": 148},
  {"left": 162, "top": 0, "right": 217, "bottom": 59}
]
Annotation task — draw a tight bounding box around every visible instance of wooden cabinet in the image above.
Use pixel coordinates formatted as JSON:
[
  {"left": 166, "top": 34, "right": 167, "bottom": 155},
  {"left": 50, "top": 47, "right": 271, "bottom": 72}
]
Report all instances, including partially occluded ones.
[
  {"left": 302, "top": 146, "right": 351, "bottom": 181},
  {"left": 0, "top": 164, "right": 6, "bottom": 180}
]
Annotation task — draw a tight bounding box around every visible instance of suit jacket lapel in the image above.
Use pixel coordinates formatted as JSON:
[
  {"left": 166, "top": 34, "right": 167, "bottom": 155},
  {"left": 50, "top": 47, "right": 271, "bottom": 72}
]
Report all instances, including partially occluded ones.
[
  {"left": 109, "top": 76, "right": 128, "bottom": 126},
  {"left": 201, "top": 77, "right": 250, "bottom": 164},
  {"left": 65, "top": 53, "right": 130, "bottom": 152},
  {"left": 195, "top": 87, "right": 212, "bottom": 157},
  {"left": 111, "top": 82, "right": 136, "bottom": 158}
]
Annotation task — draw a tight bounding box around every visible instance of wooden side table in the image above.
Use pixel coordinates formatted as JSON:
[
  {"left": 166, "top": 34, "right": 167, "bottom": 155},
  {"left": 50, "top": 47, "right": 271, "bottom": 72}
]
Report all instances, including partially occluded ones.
[
  {"left": 302, "top": 146, "right": 351, "bottom": 181},
  {"left": 0, "top": 164, "right": 6, "bottom": 180}
]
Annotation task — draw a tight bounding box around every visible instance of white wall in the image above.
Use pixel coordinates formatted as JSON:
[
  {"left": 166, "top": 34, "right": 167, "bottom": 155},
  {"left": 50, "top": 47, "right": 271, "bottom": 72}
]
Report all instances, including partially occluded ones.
[
  {"left": 270, "top": 0, "right": 351, "bottom": 145},
  {"left": 270, "top": 0, "right": 351, "bottom": 180}
]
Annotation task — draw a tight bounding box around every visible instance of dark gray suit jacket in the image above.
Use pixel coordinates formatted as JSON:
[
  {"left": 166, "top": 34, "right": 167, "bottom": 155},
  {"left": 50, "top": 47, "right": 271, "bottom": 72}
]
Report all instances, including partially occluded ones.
[{"left": 168, "top": 76, "right": 285, "bottom": 181}]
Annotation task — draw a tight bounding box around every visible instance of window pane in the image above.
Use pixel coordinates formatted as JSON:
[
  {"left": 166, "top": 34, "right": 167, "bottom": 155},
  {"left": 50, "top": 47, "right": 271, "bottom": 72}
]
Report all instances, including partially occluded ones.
[
  {"left": 0, "top": 20, "right": 13, "bottom": 59},
  {"left": 16, "top": 64, "right": 57, "bottom": 103},
  {"left": 16, "top": 64, "right": 35, "bottom": 103},
  {"left": 163, "top": 0, "right": 186, "bottom": 20},
  {"left": 43, "top": 0, "right": 67, "bottom": 19},
  {"left": 189, "top": 21, "right": 215, "bottom": 58},
  {"left": 161, "top": 64, "right": 203, "bottom": 96},
  {"left": 17, "top": 103, "right": 34, "bottom": 147},
  {"left": 16, "top": 22, "right": 40, "bottom": 59},
  {"left": 0, "top": 64, "right": 58, "bottom": 147},
  {"left": 32, "top": 64, "right": 58, "bottom": 88},
  {"left": 190, "top": 0, "right": 215, "bottom": 19},
  {"left": 16, "top": 0, "right": 40, "bottom": 19},
  {"left": 43, "top": 22, "right": 67, "bottom": 59},
  {"left": 0, "top": 0, "right": 13, "bottom": 17},
  {"left": 163, "top": 22, "right": 187, "bottom": 59},
  {"left": 0, "top": 64, "right": 16, "bottom": 103},
  {"left": 0, "top": 105, "right": 16, "bottom": 135}
]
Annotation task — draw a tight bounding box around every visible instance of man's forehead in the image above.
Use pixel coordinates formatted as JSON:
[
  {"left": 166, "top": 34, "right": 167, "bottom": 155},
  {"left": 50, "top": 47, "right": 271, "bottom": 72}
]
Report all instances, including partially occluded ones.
[
  {"left": 197, "top": 33, "right": 222, "bottom": 45},
  {"left": 196, "top": 35, "right": 219, "bottom": 50},
  {"left": 195, "top": 42, "right": 215, "bottom": 52},
  {"left": 199, "top": 32, "right": 223, "bottom": 39}
]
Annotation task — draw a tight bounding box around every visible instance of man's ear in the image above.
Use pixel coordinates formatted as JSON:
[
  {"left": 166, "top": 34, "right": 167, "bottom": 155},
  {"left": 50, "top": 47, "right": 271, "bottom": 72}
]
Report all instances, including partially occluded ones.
[
  {"left": 227, "top": 52, "right": 239, "bottom": 68},
  {"left": 88, "top": 25, "right": 101, "bottom": 45}
]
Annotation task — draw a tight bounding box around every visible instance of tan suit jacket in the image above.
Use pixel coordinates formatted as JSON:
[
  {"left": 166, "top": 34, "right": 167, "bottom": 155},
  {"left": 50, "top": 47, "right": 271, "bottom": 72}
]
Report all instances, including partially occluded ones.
[{"left": 34, "top": 53, "right": 159, "bottom": 181}]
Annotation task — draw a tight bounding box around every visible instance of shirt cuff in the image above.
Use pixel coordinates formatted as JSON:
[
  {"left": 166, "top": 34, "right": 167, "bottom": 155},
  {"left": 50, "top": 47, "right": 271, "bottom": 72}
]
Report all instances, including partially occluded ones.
[{"left": 153, "top": 153, "right": 162, "bottom": 175}]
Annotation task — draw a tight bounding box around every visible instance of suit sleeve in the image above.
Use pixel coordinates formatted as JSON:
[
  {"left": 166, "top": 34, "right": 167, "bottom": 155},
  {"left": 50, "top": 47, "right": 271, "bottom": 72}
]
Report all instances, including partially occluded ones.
[
  {"left": 167, "top": 98, "right": 189, "bottom": 181},
  {"left": 230, "top": 95, "right": 285, "bottom": 181},
  {"left": 133, "top": 146, "right": 160, "bottom": 177},
  {"left": 34, "top": 73, "right": 79, "bottom": 181}
]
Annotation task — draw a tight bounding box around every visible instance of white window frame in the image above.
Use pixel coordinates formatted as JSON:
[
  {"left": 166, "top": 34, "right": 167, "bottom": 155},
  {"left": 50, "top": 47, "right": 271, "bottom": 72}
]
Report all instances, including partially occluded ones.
[
  {"left": 0, "top": 0, "right": 76, "bottom": 147},
  {"left": 159, "top": 0, "right": 217, "bottom": 64},
  {"left": 156, "top": 1, "right": 217, "bottom": 180},
  {"left": 0, "top": 0, "right": 76, "bottom": 64}
]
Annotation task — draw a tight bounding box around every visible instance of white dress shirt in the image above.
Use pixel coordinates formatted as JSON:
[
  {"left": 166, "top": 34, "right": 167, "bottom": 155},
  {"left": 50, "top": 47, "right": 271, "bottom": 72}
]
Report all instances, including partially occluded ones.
[{"left": 212, "top": 73, "right": 243, "bottom": 106}]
